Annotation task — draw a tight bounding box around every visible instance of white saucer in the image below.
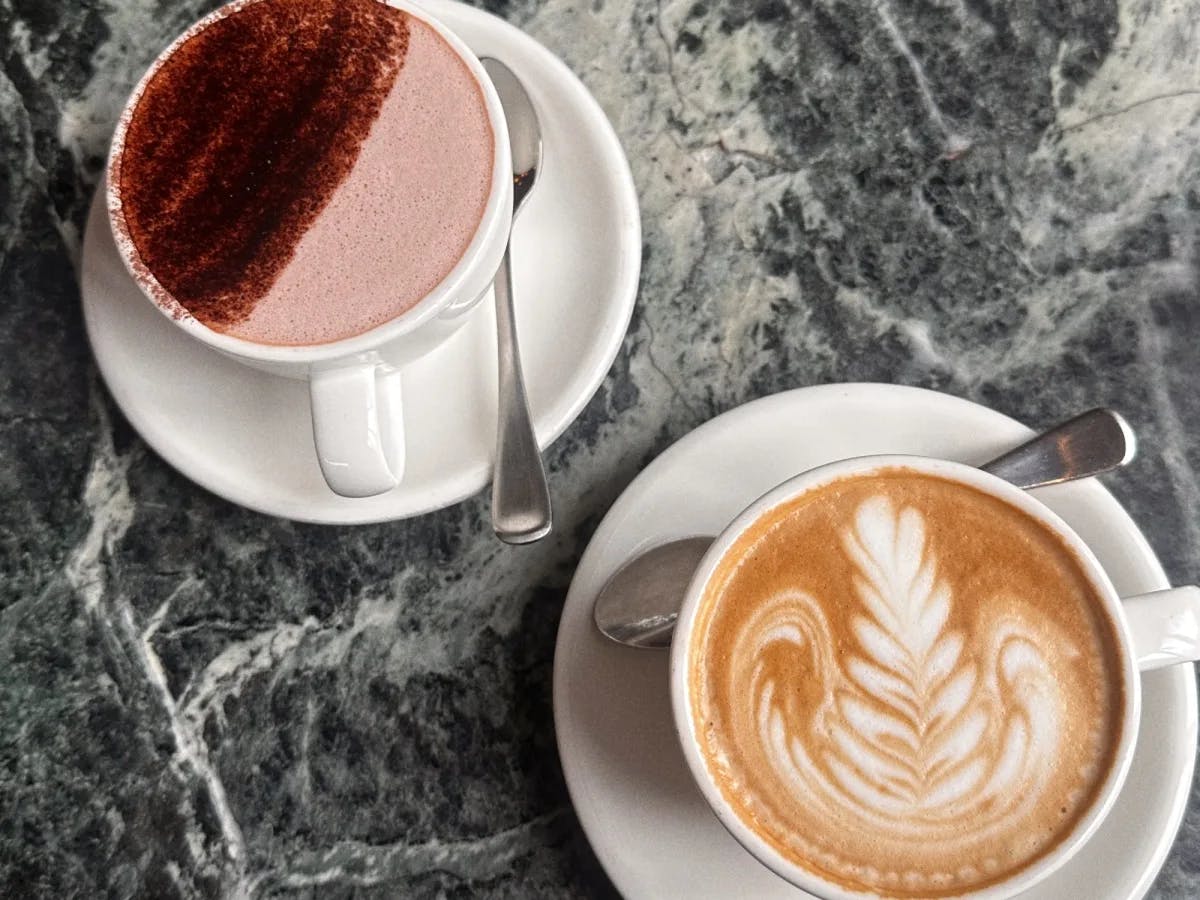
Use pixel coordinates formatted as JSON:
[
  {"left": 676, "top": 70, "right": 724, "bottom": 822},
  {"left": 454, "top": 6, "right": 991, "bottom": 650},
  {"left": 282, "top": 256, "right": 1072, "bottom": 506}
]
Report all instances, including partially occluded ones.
[
  {"left": 554, "top": 384, "right": 1197, "bottom": 900},
  {"left": 80, "top": 0, "right": 640, "bottom": 524}
]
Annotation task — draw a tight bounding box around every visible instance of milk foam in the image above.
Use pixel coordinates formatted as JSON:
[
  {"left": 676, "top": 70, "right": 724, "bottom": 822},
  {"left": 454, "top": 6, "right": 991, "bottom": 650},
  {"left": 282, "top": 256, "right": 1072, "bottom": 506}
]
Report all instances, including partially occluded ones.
[
  {"left": 225, "top": 15, "right": 493, "bottom": 345},
  {"left": 692, "top": 474, "right": 1124, "bottom": 897}
]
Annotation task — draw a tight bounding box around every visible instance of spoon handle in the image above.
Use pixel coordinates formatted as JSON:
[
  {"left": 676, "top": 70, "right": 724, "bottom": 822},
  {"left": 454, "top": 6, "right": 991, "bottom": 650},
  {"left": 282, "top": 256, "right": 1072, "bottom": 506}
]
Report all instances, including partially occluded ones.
[
  {"left": 491, "top": 247, "right": 552, "bottom": 544},
  {"left": 593, "top": 407, "right": 1137, "bottom": 649},
  {"left": 979, "top": 409, "right": 1135, "bottom": 489}
]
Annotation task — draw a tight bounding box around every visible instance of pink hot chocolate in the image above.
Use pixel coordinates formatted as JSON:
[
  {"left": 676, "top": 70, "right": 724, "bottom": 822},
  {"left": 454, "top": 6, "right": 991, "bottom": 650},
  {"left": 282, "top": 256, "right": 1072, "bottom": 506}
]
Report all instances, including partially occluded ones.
[{"left": 227, "top": 16, "right": 494, "bottom": 345}]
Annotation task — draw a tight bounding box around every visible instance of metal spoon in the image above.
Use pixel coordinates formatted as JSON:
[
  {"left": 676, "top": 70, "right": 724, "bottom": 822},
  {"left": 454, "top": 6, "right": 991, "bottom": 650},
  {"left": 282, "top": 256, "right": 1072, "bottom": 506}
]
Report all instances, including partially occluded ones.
[
  {"left": 594, "top": 408, "right": 1136, "bottom": 648},
  {"left": 482, "top": 58, "right": 552, "bottom": 544}
]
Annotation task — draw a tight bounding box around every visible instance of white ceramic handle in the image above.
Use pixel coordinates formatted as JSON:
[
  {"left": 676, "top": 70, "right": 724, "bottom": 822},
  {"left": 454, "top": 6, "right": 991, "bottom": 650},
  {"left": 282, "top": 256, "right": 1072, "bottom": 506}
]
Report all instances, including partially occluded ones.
[
  {"left": 309, "top": 364, "right": 405, "bottom": 498},
  {"left": 1122, "top": 586, "right": 1200, "bottom": 671}
]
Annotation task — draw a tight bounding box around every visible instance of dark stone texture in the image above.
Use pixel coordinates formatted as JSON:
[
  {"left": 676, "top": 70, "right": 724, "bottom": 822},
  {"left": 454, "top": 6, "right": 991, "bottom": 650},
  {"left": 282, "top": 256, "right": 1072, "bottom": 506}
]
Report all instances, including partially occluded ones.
[{"left": 1, "top": 0, "right": 1198, "bottom": 896}]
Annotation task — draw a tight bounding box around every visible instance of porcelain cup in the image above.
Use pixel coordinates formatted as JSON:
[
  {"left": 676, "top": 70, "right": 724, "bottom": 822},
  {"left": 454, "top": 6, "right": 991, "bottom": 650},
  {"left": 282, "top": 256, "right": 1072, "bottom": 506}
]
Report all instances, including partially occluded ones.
[
  {"left": 670, "top": 454, "right": 1200, "bottom": 900},
  {"left": 107, "top": 0, "right": 513, "bottom": 498}
]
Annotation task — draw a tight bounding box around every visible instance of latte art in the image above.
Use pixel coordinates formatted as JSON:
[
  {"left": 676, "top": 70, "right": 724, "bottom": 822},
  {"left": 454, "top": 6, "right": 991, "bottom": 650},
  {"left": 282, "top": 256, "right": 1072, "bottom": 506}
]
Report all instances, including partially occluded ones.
[
  {"left": 748, "top": 500, "right": 1065, "bottom": 848},
  {"left": 691, "top": 471, "right": 1124, "bottom": 897}
]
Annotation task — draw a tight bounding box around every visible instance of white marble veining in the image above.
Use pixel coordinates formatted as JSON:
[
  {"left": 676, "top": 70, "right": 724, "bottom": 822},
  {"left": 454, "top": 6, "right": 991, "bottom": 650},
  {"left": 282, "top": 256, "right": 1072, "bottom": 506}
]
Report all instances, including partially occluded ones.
[{"left": 1, "top": 0, "right": 1198, "bottom": 896}]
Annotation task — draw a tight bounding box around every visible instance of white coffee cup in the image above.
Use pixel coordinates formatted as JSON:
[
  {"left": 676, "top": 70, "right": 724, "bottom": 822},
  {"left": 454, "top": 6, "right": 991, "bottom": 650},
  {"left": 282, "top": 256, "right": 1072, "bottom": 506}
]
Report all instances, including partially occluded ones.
[
  {"left": 106, "top": 0, "right": 513, "bottom": 498},
  {"left": 670, "top": 455, "right": 1200, "bottom": 900}
]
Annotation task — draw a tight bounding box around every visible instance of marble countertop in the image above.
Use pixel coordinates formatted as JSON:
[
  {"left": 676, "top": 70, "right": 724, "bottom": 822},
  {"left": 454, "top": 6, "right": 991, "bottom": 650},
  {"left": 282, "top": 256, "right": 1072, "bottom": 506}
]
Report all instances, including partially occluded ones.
[{"left": 2, "top": 0, "right": 1199, "bottom": 896}]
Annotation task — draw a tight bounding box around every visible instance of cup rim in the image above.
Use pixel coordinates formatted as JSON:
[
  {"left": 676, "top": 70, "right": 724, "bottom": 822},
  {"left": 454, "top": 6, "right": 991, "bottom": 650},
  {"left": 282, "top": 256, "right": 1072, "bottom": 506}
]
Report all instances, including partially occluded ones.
[
  {"left": 668, "top": 453, "right": 1142, "bottom": 900},
  {"left": 105, "top": 0, "right": 513, "bottom": 363}
]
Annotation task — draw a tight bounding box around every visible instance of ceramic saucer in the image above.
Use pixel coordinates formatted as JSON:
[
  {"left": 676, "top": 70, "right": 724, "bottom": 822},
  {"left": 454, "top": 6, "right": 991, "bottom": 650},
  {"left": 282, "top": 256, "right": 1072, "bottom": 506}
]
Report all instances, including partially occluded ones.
[
  {"left": 80, "top": 0, "right": 640, "bottom": 524},
  {"left": 554, "top": 383, "right": 1196, "bottom": 900}
]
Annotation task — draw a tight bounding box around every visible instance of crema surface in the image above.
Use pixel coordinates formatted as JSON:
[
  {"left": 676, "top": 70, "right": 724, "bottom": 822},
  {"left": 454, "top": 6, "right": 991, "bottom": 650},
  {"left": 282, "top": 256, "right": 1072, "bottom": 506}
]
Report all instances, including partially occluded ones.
[{"left": 690, "top": 470, "right": 1125, "bottom": 897}]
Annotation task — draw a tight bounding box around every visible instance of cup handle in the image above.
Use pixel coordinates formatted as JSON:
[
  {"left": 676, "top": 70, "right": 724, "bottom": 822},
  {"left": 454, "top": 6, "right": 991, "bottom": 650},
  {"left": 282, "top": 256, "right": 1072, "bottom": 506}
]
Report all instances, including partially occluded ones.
[
  {"left": 1122, "top": 586, "right": 1200, "bottom": 671},
  {"left": 309, "top": 363, "right": 405, "bottom": 497}
]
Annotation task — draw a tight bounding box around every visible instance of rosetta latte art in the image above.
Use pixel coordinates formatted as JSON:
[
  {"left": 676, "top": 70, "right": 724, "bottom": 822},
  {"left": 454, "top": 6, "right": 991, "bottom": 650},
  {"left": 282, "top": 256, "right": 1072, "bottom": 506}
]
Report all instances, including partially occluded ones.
[
  {"left": 738, "top": 497, "right": 1062, "bottom": 841},
  {"left": 697, "top": 475, "right": 1125, "bottom": 896}
]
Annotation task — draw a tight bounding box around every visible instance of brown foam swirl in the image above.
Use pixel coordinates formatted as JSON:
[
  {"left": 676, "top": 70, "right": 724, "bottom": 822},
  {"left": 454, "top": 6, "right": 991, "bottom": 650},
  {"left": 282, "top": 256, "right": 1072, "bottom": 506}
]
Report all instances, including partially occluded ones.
[{"left": 691, "top": 471, "right": 1124, "bottom": 897}]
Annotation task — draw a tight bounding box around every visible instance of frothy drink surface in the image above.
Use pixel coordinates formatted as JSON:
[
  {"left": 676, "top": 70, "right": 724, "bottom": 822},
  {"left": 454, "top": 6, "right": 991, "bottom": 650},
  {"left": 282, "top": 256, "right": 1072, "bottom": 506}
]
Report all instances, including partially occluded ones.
[
  {"left": 114, "top": 0, "right": 493, "bottom": 346},
  {"left": 690, "top": 469, "right": 1125, "bottom": 898}
]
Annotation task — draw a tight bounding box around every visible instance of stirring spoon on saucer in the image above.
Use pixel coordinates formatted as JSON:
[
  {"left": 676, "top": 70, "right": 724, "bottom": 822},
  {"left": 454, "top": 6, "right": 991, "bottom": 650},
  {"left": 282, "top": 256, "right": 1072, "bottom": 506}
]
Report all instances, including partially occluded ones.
[
  {"left": 483, "top": 58, "right": 552, "bottom": 544},
  {"left": 594, "top": 408, "right": 1136, "bottom": 648}
]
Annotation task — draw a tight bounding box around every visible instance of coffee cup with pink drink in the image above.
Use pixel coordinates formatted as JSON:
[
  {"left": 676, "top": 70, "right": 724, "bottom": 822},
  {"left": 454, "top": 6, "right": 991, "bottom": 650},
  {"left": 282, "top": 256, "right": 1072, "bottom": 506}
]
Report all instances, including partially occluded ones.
[{"left": 107, "top": 0, "right": 513, "bottom": 497}]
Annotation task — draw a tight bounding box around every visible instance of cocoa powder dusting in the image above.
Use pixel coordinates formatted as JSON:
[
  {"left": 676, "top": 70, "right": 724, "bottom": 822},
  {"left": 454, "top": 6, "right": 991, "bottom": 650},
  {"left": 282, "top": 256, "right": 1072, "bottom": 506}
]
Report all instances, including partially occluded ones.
[{"left": 117, "top": 0, "right": 410, "bottom": 329}]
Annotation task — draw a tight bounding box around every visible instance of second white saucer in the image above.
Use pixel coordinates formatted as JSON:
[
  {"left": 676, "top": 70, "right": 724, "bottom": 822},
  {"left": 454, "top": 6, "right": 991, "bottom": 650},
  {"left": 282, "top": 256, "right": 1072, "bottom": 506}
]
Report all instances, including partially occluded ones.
[
  {"left": 80, "top": 0, "right": 640, "bottom": 524},
  {"left": 554, "top": 384, "right": 1196, "bottom": 900}
]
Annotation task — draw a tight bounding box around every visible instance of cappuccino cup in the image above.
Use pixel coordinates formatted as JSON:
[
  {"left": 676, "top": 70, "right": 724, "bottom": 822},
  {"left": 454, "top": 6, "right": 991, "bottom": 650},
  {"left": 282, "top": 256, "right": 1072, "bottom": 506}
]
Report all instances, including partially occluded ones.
[
  {"left": 670, "top": 455, "right": 1200, "bottom": 900},
  {"left": 106, "top": 0, "right": 513, "bottom": 498}
]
